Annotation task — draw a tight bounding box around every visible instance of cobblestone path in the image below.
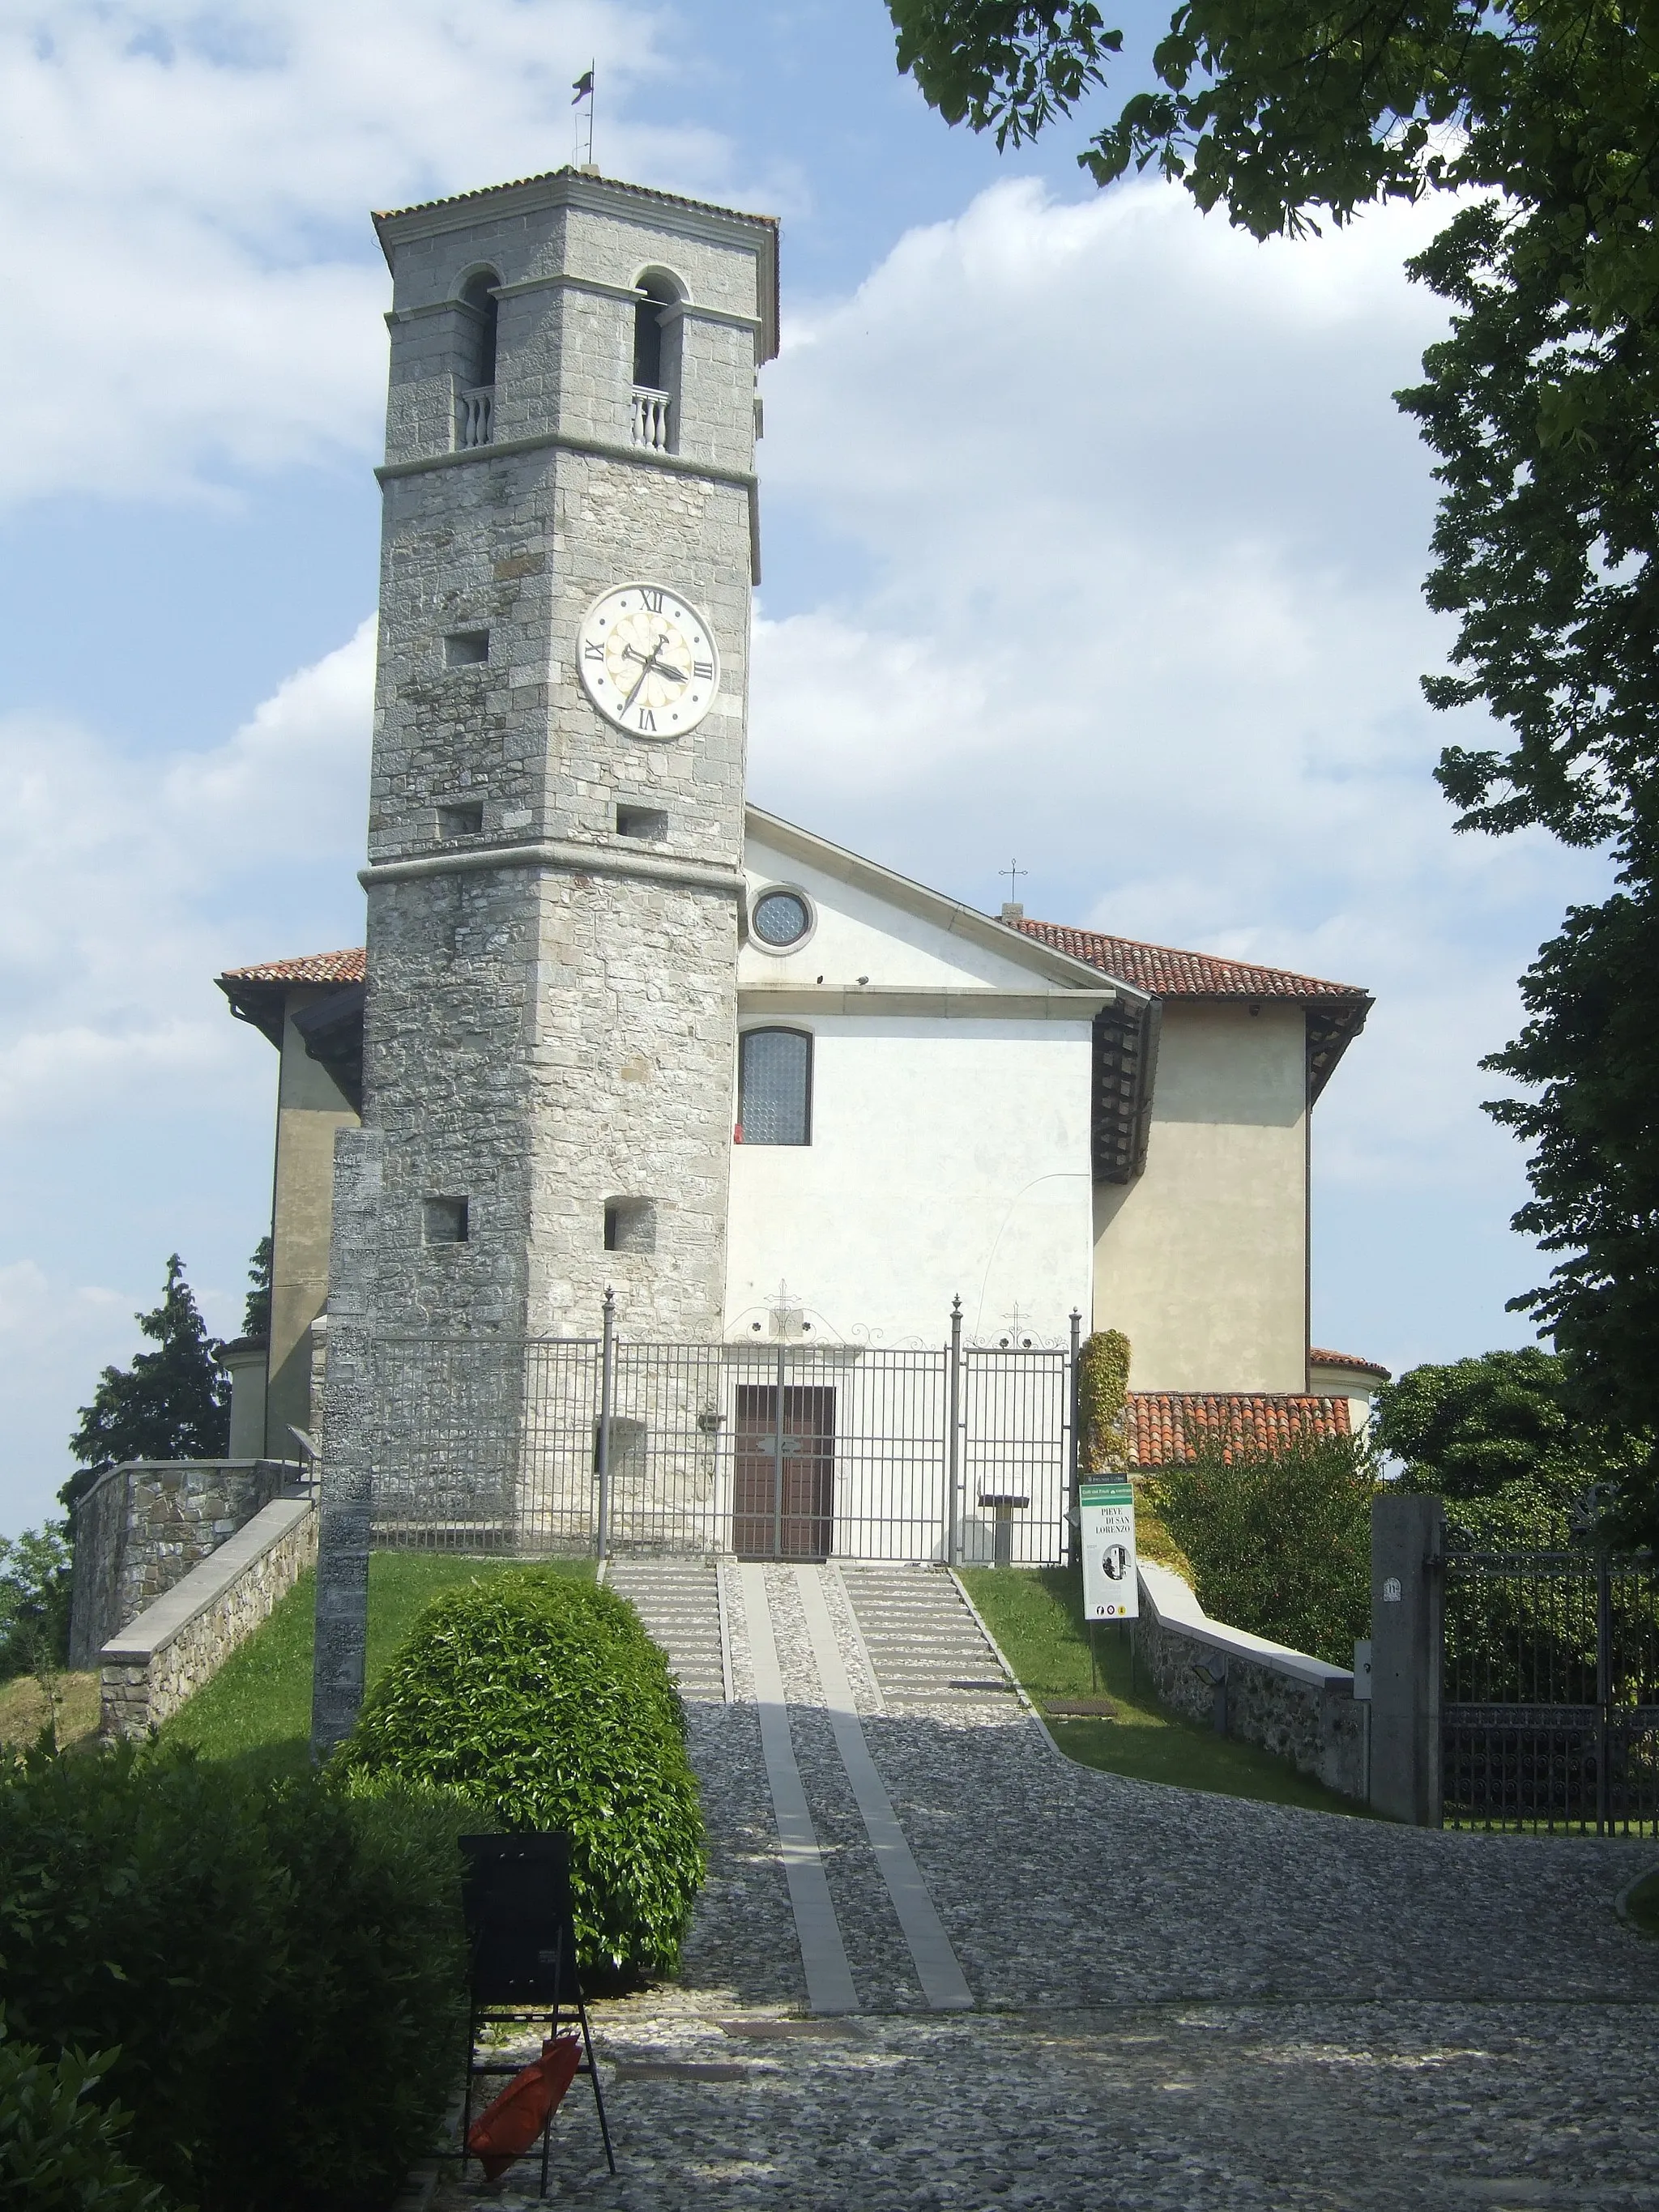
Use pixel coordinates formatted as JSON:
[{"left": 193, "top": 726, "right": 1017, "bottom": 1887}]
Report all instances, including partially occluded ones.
[{"left": 435, "top": 1562, "right": 1659, "bottom": 2211}]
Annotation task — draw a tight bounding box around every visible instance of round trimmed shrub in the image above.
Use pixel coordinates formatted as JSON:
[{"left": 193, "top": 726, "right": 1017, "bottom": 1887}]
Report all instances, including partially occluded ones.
[{"left": 335, "top": 1571, "right": 705, "bottom": 1974}]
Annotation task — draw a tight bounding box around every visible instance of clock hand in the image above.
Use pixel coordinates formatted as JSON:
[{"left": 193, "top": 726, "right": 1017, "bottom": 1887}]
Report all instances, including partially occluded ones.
[{"left": 622, "top": 644, "right": 689, "bottom": 684}]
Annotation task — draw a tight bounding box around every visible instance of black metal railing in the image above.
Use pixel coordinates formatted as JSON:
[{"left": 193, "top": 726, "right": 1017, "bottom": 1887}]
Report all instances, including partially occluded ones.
[
  {"left": 361, "top": 1310, "right": 1076, "bottom": 1566},
  {"left": 1442, "top": 1536, "right": 1659, "bottom": 1833}
]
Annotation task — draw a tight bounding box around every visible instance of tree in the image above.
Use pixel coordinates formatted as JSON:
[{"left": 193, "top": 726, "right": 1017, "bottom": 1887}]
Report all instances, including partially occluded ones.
[
  {"left": 63, "top": 1257, "right": 229, "bottom": 1512},
  {"left": 243, "top": 1235, "right": 273, "bottom": 1342},
  {"left": 0, "top": 1524, "right": 74, "bottom": 1679},
  {"left": 889, "top": 0, "right": 1659, "bottom": 1532},
  {"left": 1371, "top": 1347, "right": 1618, "bottom": 1501}
]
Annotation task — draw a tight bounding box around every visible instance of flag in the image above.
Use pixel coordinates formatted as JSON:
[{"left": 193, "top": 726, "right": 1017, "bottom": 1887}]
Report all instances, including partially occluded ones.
[{"left": 572, "top": 69, "right": 593, "bottom": 101}]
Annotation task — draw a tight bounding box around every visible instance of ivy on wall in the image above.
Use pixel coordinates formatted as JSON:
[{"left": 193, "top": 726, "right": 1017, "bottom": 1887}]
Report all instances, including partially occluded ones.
[{"left": 1077, "top": 1329, "right": 1131, "bottom": 1475}]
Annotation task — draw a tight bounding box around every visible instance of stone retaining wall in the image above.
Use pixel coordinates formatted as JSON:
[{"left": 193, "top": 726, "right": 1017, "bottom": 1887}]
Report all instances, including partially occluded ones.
[
  {"left": 99, "top": 1497, "right": 318, "bottom": 1740},
  {"left": 1134, "top": 1561, "right": 1367, "bottom": 1801},
  {"left": 69, "top": 1458, "right": 301, "bottom": 1667}
]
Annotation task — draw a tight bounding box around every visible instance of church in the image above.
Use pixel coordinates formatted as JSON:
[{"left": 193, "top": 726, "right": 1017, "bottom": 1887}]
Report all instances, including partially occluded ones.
[{"left": 216, "top": 164, "right": 1385, "bottom": 1562}]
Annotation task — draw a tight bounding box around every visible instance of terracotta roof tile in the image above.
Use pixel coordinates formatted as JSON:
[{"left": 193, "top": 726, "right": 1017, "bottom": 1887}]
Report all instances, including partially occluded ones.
[
  {"left": 1010, "top": 918, "right": 1367, "bottom": 1003},
  {"left": 1310, "top": 1347, "right": 1391, "bottom": 1379},
  {"left": 220, "top": 949, "right": 365, "bottom": 986},
  {"left": 1126, "top": 1391, "right": 1352, "bottom": 1468}
]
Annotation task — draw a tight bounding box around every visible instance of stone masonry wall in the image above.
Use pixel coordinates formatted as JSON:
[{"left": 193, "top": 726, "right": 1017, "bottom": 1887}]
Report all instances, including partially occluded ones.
[
  {"left": 1135, "top": 1565, "right": 1367, "bottom": 1801},
  {"left": 69, "top": 1459, "right": 299, "bottom": 1669},
  {"left": 100, "top": 1498, "right": 318, "bottom": 1741}
]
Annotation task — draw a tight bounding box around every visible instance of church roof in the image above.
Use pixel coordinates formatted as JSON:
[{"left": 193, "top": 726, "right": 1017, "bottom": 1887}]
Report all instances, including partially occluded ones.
[
  {"left": 220, "top": 949, "right": 365, "bottom": 987},
  {"left": 1007, "top": 919, "right": 1367, "bottom": 1003},
  {"left": 1310, "top": 1346, "right": 1392, "bottom": 1379},
  {"left": 1125, "top": 1391, "right": 1353, "bottom": 1467},
  {"left": 1009, "top": 919, "right": 1371, "bottom": 1102}
]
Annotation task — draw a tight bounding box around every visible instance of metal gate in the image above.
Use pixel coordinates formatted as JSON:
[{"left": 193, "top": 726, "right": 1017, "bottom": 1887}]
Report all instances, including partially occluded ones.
[
  {"left": 1441, "top": 1532, "right": 1659, "bottom": 1833},
  {"left": 360, "top": 1306, "right": 1077, "bottom": 1566}
]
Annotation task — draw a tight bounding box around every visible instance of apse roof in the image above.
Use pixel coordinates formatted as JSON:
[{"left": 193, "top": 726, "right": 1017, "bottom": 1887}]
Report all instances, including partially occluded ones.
[{"left": 1125, "top": 1392, "right": 1354, "bottom": 1468}]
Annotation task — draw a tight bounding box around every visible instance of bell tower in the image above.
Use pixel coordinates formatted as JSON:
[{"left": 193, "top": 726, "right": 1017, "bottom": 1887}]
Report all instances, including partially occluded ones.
[{"left": 356, "top": 169, "right": 777, "bottom": 1340}]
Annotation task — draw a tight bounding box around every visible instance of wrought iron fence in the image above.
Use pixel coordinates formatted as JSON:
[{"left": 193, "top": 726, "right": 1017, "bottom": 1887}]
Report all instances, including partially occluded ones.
[
  {"left": 363, "top": 1307, "right": 1075, "bottom": 1566},
  {"left": 1441, "top": 1536, "right": 1659, "bottom": 1834}
]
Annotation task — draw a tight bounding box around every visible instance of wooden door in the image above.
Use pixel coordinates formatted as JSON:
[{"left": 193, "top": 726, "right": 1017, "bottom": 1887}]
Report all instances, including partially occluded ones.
[{"left": 731, "top": 1385, "right": 836, "bottom": 1560}]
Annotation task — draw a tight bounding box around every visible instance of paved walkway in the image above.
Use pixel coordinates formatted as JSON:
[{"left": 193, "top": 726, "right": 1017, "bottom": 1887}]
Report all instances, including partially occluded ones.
[{"left": 436, "top": 1562, "right": 1659, "bottom": 2210}]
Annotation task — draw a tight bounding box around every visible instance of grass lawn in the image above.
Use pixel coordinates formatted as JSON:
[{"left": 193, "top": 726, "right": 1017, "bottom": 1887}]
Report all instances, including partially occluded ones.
[
  {"left": 0, "top": 1669, "right": 100, "bottom": 1756},
  {"left": 163, "top": 1551, "right": 594, "bottom": 1781},
  {"left": 961, "top": 1564, "right": 1375, "bottom": 1818}
]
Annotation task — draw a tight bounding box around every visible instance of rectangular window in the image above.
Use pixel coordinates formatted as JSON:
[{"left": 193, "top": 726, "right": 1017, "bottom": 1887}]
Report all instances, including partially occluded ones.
[
  {"left": 603, "top": 1197, "right": 657, "bottom": 1253},
  {"left": 738, "top": 1029, "right": 811, "bottom": 1146},
  {"left": 444, "top": 629, "right": 489, "bottom": 667},
  {"left": 616, "top": 804, "right": 668, "bottom": 841},
  {"left": 437, "top": 801, "right": 484, "bottom": 838},
  {"left": 424, "top": 1196, "right": 469, "bottom": 1245}
]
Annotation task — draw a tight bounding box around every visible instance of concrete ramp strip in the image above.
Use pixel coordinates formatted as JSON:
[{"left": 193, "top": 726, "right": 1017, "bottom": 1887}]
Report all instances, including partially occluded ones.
[
  {"left": 796, "top": 1566, "right": 975, "bottom": 2011},
  {"left": 737, "top": 1563, "right": 859, "bottom": 2015}
]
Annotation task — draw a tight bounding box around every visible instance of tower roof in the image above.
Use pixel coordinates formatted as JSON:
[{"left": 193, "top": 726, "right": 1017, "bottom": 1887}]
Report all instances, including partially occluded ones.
[{"left": 372, "top": 168, "right": 781, "bottom": 361}]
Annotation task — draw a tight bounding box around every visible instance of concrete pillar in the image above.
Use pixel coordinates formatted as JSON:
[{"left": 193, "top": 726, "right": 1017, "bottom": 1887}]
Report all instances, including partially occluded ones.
[
  {"left": 1369, "top": 1491, "right": 1444, "bottom": 1825},
  {"left": 309, "top": 1127, "right": 382, "bottom": 1758}
]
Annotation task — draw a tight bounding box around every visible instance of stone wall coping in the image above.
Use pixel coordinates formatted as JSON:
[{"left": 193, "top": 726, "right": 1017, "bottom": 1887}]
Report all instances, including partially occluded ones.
[
  {"left": 71, "top": 1456, "right": 302, "bottom": 1519},
  {"left": 1137, "top": 1559, "right": 1354, "bottom": 1692},
  {"left": 100, "top": 1498, "right": 315, "bottom": 1664},
  {"left": 360, "top": 838, "right": 745, "bottom": 897}
]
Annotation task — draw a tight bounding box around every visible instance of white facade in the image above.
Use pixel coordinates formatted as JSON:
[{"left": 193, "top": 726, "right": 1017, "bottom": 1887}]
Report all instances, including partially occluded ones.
[{"left": 724, "top": 816, "right": 1120, "bottom": 1349}]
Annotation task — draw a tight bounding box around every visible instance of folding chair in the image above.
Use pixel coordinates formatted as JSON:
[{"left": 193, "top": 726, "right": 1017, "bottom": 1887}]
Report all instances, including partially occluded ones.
[{"left": 457, "top": 1833, "right": 616, "bottom": 2193}]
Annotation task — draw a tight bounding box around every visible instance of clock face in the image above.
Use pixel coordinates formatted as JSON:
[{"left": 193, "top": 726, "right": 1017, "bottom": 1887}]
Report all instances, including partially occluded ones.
[{"left": 576, "top": 582, "right": 720, "bottom": 739}]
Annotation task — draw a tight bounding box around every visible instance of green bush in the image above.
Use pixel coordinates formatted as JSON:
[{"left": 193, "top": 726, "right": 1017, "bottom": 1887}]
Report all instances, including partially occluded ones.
[
  {"left": 335, "top": 1569, "right": 705, "bottom": 1974},
  {"left": 1148, "top": 1434, "right": 1378, "bottom": 1667},
  {"left": 0, "top": 1743, "right": 467, "bottom": 2212},
  {"left": 0, "top": 2022, "right": 172, "bottom": 2212}
]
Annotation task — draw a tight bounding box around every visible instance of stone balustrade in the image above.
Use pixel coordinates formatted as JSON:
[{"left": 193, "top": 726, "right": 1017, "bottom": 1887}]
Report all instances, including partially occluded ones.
[
  {"left": 458, "top": 382, "right": 494, "bottom": 447},
  {"left": 631, "top": 385, "right": 672, "bottom": 451}
]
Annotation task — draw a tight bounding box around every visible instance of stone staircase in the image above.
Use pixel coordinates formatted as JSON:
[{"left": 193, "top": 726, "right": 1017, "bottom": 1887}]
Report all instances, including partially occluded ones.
[
  {"left": 604, "top": 1556, "right": 727, "bottom": 1702},
  {"left": 835, "top": 1565, "right": 1021, "bottom": 1714}
]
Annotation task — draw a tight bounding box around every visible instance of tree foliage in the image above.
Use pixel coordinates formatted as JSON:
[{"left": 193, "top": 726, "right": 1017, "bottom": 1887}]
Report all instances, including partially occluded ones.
[
  {"left": 0, "top": 1526, "right": 73, "bottom": 1681},
  {"left": 1375, "top": 1347, "right": 1581, "bottom": 1496},
  {"left": 890, "top": 0, "right": 1659, "bottom": 1535},
  {"left": 241, "top": 1238, "right": 272, "bottom": 1344},
  {"left": 1147, "top": 1432, "right": 1377, "bottom": 1666},
  {"left": 64, "top": 1259, "right": 229, "bottom": 1513}
]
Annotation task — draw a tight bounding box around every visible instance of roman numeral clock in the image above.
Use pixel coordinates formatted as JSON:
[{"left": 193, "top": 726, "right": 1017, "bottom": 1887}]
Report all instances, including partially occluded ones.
[{"left": 578, "top": 582, "right": 721, "bottom": 739}]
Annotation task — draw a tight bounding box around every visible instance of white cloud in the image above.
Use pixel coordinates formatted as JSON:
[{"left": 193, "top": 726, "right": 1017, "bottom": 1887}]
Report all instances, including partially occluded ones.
[
  {"left": 0, "top": 619, "right": 373, "bottom": 1130},
  {"left": 748, "top": 177, "right": 1610, "bottom": 1363},
  {"left": 0, "top": 0, "right": 769, "bottom": 505},
  {"left": 0, "top": 620, "right": 374, "bottom": 1530}
]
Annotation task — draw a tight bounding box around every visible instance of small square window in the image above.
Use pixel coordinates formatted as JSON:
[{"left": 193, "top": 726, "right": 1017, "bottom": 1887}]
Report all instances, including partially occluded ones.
[
  {"left": 603, "top": 1197, "right": 656, "bottom": 1254},
  {"left": 437, "top": 801, "right": 484, "bottom": 839},
  {"left": 444, "top": 629, "right": 489, "bottom": 667},
  {"left": 424, "top": 1196, "right": 469, "bottom": 1245},
  {"left": 616, "top": 804, "right": 668, "bottom": 841}
]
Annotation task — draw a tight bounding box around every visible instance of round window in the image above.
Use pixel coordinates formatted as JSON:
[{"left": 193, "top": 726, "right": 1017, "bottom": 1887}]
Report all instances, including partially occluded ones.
[{"left": 752, "top": 889, "right": 811, "bottom": 948}]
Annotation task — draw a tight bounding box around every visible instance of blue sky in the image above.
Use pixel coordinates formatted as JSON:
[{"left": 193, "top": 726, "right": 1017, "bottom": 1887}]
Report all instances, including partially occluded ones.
[{"left": 0, "top": 0, "right": 1608, "bottom": 1533}]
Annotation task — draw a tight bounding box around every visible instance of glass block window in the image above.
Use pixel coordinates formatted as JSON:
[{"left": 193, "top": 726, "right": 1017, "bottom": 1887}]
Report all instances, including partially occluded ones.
[
  {"left": 752, "top": 889, "right": 810, "bottom": 948},
  {"left": 738, "top": 1028, "right": 812, "bottom": 1145}
]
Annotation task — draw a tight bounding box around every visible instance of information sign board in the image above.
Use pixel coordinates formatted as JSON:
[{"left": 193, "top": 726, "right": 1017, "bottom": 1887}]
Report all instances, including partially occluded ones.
[{"left": 1079, "top": 1480, "right": 1139, "bottom": 1621}]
